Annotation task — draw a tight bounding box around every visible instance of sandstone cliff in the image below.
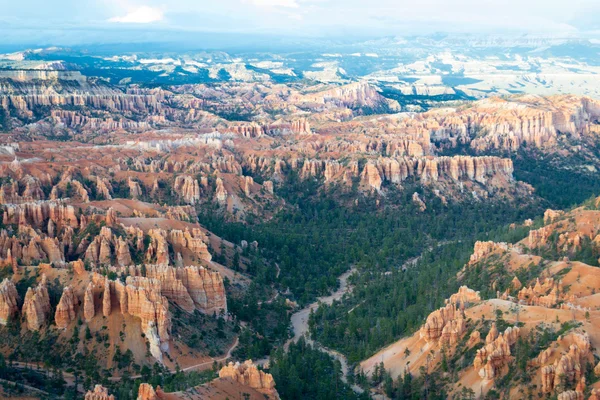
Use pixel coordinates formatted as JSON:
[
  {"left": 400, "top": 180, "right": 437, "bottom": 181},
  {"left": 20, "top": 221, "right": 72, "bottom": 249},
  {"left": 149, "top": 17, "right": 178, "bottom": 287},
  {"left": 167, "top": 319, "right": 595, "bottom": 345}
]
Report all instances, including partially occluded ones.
[
  {"left": 0, "top": 279, "right": 19, "bottom": 325},
  {"left": 2, "top": 201, "right": 78, "bottom": 228},
  {"left": 448, "top": 285, "right": 481, "bottom": 309},
  {"left": 420, "top": 303, "right": 466, "bottom": 347},
  {"left": 290, "top": 82, "right": 399, "bottom": 112},
  {"left": 92, "top": 272, "right": 172, "bottom": 362},
  {"left": 137, "top": 383, "right": 159, "bottom": 400},
  {"left": 55, "top": 286, "right": 77, "bottom": 329},
  {"left": 84, "top": 282, "right": 95, "bottom": 322},
  {"left": 537, "top": 333, "right": 592, "bottom": 394},
  {"left": 125, "top": 276, "right": 171, "bottom": 361},
  {"left": 473, "top": 324, "right": 520, "bottom": 381},
  {"left": 113, "top": 264, "right": 227, "bottom": 314},
  {"left": 173, "top": 176, "right": 201, "bottom": 204},
  {"left": 22, "top": 274, "right": 51, "bottom": 331},
  {"left": 84, "top": 385, "right": 115, "bottom": 400},
  {"left": 219, "top": 360, "right": 277, "bottom": 398},
  {"left": 469, "top": 241, "right": 510, "bottom": 264}
]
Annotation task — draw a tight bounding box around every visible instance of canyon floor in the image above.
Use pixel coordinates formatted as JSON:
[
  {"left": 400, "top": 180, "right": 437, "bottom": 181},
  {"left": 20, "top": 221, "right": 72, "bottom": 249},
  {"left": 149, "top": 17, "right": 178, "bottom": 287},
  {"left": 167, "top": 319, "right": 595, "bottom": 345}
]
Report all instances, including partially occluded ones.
[{"left": 3, "top": 59, "right": 600, "bottom": 400}]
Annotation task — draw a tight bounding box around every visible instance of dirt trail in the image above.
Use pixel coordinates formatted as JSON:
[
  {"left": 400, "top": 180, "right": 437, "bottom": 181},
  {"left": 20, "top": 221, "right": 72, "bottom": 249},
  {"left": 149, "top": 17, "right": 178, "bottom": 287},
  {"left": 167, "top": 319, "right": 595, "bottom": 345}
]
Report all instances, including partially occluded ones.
[
  {"left": 108, "top": 336, "right": 240, "bottom": 381},
  {"left": 0, "top": 377, "right": 53, "bottom": 396},
  {"left": 9, "top": 362, "right": 84, "bottom": 393},
  {"left": 181, "top": 336, "right": 239, "bottom": 372},
  {"left": 11, "top": 333, "right": 240, "bottom": 393},
  {"left": 399, "top": 240, "right": 457, "bottom": 271}
]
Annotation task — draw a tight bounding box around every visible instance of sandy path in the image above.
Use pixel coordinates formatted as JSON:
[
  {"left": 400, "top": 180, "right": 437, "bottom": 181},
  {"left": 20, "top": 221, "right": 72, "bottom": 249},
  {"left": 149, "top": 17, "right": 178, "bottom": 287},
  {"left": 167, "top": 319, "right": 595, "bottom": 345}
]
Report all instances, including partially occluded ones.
[
  {"left": 287, "top": 268, "right": 355, "bottom": 345},
  {"left": 286, "top": 267, "right": 364, "bottom": 394}
]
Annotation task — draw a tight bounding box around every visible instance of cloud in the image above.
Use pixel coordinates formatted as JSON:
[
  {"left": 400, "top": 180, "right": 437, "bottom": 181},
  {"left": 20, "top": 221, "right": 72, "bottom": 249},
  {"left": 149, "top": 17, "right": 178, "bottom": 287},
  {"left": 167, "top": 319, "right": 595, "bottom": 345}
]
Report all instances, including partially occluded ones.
[
  {"left": 247, "top": 0, "right": 299, "bottom": 8},
  {"left": 5, "top": 0, "right": 600, "bottom": 42},
  {"left": 109, "top": 6, "right": 164, "bottom": 23}
]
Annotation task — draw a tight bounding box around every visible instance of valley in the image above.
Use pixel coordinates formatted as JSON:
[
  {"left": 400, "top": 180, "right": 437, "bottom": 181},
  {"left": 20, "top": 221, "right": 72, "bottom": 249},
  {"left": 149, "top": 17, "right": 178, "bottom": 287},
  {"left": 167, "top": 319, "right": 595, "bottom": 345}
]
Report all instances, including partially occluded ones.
[{"left": 2, "top": 39, "right": 600, "bottom": 400}]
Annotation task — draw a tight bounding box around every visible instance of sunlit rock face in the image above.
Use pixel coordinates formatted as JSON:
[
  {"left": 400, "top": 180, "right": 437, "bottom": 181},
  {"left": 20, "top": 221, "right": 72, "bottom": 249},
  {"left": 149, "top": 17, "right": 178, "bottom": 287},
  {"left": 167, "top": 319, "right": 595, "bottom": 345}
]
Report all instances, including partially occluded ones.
[
  {"left": 22, "top": 275, "right": 51, "bottom": 331},
  {"left": 219, "top": 360, "right": 277, "bottom": 397},
  {"left": 0, "top": 279, "right": 19, "bottom": 325},
  {"left": 84, "top": 384, "right": 115, "bottom": 400},
  {"left": 55, "top": 285, "right": 77, "bottom": 329}
]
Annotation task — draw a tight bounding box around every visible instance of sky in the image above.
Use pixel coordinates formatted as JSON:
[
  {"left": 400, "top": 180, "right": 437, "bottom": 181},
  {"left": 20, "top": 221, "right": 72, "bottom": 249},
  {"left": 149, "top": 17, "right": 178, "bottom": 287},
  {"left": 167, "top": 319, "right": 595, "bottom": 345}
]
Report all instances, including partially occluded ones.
[{"left": 2, "top": 0, "right": 600, "bottom": 46}]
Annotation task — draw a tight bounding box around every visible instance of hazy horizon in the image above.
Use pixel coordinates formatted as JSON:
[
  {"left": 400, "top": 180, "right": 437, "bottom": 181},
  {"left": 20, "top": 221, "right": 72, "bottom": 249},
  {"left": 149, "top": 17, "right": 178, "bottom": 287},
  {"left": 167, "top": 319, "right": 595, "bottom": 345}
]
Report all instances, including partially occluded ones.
[{"left": 3, "top": 0, "right": 600, "bottom": 48}]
